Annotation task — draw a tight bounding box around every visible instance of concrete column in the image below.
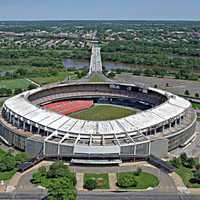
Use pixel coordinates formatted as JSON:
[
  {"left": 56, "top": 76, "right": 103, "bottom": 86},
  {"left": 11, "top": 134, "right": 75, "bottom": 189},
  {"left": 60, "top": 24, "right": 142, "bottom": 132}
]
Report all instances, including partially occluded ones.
[
  {"left": 134, "top": 144, "right": 136, "bottom": 155},
  {"left": 43, "top": 141, "right": 46, "bottom": 156},
  {"left": 23, "top": 121, "right": 26, "bottom": 130},
  {"left": 162, "top": 125, "right": 164, "bottom": 133},
  {"left": 17, "top": 118, "right": 20, "bottom": 128},
  {"left": 169, "top": 120, "right": 171, "bottom": 129},
  {"left": 13, "top": 116, "right": 15, "bottom": 126},
  {"left": 9, "top": 113, "right": 12, "bottom": 122},
  {"left": 30, "top": 124, "right": 32, "bottom": 132},
  {"left": 37, "top": 126, "right": 40, "bottom": 134}
]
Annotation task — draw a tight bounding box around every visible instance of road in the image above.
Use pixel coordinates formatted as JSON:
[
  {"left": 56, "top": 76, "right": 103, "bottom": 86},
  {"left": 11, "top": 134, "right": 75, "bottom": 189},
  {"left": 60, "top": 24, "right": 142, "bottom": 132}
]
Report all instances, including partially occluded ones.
[
  {"left": 0, "top": 192, "right": 199, "bottom": 200},
  {"left": 78, "top": 192, "right": 200, "bottom": 200}
]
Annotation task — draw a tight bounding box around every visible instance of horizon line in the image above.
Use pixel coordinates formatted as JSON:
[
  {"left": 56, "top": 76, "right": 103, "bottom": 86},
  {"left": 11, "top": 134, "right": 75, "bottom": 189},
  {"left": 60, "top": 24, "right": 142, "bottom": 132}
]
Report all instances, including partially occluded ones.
[{"left": 0, "top": 19, "right": 200, "bottom": 22}]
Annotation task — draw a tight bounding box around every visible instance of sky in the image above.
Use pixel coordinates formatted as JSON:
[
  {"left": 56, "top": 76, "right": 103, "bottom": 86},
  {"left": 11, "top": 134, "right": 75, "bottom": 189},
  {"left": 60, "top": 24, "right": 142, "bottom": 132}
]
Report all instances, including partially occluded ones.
[{"left": 0, "top": 0, "right": 200, "bottom": 21}]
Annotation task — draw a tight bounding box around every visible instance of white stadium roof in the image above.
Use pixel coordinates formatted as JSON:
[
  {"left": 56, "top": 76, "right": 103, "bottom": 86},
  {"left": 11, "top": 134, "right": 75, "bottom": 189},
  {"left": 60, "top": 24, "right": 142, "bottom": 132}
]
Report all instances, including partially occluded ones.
[{"left": 4, "top": 86, "right": 191, "bottom": 136}]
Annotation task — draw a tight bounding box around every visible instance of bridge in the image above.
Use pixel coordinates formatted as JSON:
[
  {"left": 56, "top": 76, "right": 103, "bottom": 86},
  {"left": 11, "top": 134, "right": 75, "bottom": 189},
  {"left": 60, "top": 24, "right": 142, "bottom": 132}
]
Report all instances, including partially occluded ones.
[{"left": 88, "top": 42, "right": 103, "bottom": 75}]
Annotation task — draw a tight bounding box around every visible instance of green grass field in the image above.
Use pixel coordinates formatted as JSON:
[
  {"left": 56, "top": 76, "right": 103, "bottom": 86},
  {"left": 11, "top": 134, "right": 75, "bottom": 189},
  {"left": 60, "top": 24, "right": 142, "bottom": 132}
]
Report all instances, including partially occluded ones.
[
  {"left": 0, "top": 79, "right": 30, "bottom": 90},
  {"left": 117, "top": 172, "right": 159, "bottom": 189},
  {"left": 30, "top": 71, "right": 77, "bottom": 85},
  {"left": 89, "top": 74, "right": 105, "bottom": 82},
  {"left": 70, "top": 104, "right": 136, "bottom": 121},
  {"left": 0, "top": 98, "right": 5, "bottom": 107},
  {"left": 192, "top": 103, "right": 200, "bottom": 110},
  {"left": 84, "top": 173, "right": 109, "bottom": 189}
]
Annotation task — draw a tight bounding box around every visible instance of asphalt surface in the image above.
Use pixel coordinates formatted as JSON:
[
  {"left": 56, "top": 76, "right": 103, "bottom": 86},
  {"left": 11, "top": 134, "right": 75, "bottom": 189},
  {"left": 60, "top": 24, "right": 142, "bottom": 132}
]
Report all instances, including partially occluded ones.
[
  {"left": 0, "top": 192, "right": 47, "bottom": 200},
  {"left": 78, "top": 192, "right": 200, "bottom": 200},
  {"left": 0, "top": 192, "right": 199, "bottom": 200},
  {"left": 171, "top": 122, "right": 200, "bottom": 157}
]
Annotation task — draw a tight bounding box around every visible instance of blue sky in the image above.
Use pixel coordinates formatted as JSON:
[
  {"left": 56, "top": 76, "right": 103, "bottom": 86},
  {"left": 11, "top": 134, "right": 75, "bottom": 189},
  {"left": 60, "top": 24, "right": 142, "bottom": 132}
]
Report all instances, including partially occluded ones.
[{"left": 0, "top": 0, "right": 199, "bottom": 20}]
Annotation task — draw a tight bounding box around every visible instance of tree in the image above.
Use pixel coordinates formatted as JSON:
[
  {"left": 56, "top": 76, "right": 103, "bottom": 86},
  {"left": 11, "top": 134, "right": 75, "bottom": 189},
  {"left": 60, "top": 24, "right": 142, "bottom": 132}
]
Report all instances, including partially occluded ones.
[
  {"left": 48, "top": 179, "right": 76, "bottom": 200},
  {"left": 195, "top": 164, "right": 200, "bottom": 170},
  {"left": 195, "top": 93, "right": 199, "bottom": 98},
  {"left": 154, "top": 84, "right": 158, "bottom": 88},
  {"left": 28, "top": 84, "right": 37, "bottom": 90},
  {"left": 193, "top": 169, "right": 200, "bottom": 183},
  {"left": 0, "top": 153, "right": 16, "bottom": 172},
  {"left": 14, "top": 88, "right": 23, "bottom": 95},
  {"left": 186, "top": 158, "right": 195, "bottom": 169},
  {"left": 170, "top": 157, "right": 181, "bottom": 168},
  {"left": 180, "top": 153, "right": 187, "bottom": 163},
  {"left": 107, "top": 71, "right": 115, "bottom": 78},
  {"left": 16, "top": 68, "right": 28, "bottom": 76},
  {"left": 84, "top": 179, "right": 97, "bottom": 190},
  {"left": 184, "top": 90, "right": 190, "bottom": 96}
]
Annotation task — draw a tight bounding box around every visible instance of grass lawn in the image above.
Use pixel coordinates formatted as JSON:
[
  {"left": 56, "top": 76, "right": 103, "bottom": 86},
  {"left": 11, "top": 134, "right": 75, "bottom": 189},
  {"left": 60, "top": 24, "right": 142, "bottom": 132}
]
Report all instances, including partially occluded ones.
[
  {"left": 117, "top": 172, "right": 159, "bottom": 189},
  {"left": 0, "top": 97, "right": 8, "bottom": 107},
  {"left": 70, "top": 104, "right": 136, "bottom": 121},
  {"left": 0, "top": 148, "right": 18, "bottom": 181},
  {"left": 0, "top": 79, "right": 30, "bottom": 90},
  {"left": 192, "top": 103, "right": 200, "bottom": 110},
  {"left": 89, "top": 74, "right": 105, "bottom": 82},
  {"left": 176, "top": 166, "right": 200, "bottom": 188},
  {"left": 84, "top": 173, "right": 109, "bottom": 189},
  {"left": 0, "top": 169, "right": 18, "bottom": 181},
  {"left": 0, "top": 148, "right": 6, "bottom": 158},
  {"left": 30, "top": 71, "right": 76, "bottom": 85},
  {"left": 0, "top": 99, "right": 4, "bottom": 107}
]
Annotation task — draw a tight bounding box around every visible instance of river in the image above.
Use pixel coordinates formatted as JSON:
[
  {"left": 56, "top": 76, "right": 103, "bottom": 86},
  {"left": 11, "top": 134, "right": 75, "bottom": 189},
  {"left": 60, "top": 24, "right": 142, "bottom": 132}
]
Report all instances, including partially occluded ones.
[{"left": 64, "top": 59, "right": 137, "bottom": 70}]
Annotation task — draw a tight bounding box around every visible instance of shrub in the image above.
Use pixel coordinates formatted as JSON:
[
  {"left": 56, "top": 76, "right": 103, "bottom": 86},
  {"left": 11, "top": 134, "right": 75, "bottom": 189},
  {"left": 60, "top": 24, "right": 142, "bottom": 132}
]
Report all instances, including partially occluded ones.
[
  {"left": 193, "top": 169, "right": 200, "bottom": 183},
  {"left": 195, "top": 164, "right": 200, "bottom": 170},
  {"left": 28, "top": 84, "right": 37, "bottom": 90},
  {"left": 15, "top": 152, "right": 30, "bottom": 165},
  {"left": 38, "top": 166, "right": 47, "bottom": 176},
  {"left": 170, "top": 157, "right": 181, "bottom": 168},
  {"left": 14, "top": 88, "right": 23, "bottom": 95},
  {"left": 47, "top": 161, "right": 70, "bottom": 179},
  {"left": 84, "top": 179, "right": 97, "bottom": 190},
  {"left": 117, "top": 173, "right": 137, "bottom": 188},
  {"left": 0, "top": 154, "right": 16, "bottom": 172},
  {"left": 31, "top": 172, "right": 43, "bottom": 184},
  {"left": 134, "top": 167, "right": 142, "bottom": 176},
  {"left": 180, "top": 153, "right": 187, "bottom": 164},
  {"left": 195, "top": 93, "right": 199, "bottom": 98},
  {"left": 48, "top": 178, "right": 76, "bottom": 200},
  {"left": 186, "top": 158, "right": 195, "bottom": 169}
]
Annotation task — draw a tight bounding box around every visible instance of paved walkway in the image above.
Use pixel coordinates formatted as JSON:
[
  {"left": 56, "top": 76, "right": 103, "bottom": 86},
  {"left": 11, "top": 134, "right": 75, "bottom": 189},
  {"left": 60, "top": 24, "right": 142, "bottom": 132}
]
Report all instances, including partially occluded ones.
[
  {"left": 7, "top": 161, "right": 54, "bottom": 192},
  {"left": 169, "top": 172, "right": 190, "bottom": 194},
  {"left": 108, "top": 173, "right": 117, "bottom": 191},
  {"left": 76, "top": 173, "right": 84, "bottom": 191},
  {"left": 26, "top": 78, "right": 40, "bottom": 87}
]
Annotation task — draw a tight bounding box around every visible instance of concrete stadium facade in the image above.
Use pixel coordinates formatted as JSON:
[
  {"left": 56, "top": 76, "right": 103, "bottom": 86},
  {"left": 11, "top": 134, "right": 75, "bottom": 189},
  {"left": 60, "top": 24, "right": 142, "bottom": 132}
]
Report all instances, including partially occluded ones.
[{"left": 0, "top": 82, "right": 197, "bottom": 164}]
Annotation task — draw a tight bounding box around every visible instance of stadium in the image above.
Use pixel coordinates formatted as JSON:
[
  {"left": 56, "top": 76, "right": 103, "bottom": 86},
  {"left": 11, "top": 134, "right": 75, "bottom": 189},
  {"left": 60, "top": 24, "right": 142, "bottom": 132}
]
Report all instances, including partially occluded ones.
[{"left": 0, "top": 44, "right": 197, "bottom": 165}]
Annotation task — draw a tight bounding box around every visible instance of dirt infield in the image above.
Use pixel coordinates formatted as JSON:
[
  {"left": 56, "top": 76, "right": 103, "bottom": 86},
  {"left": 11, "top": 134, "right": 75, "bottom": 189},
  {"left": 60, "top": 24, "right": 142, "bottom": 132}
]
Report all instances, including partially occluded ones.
[{"left": 42, "top": 100, "right": 93, "bottom": 115}]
